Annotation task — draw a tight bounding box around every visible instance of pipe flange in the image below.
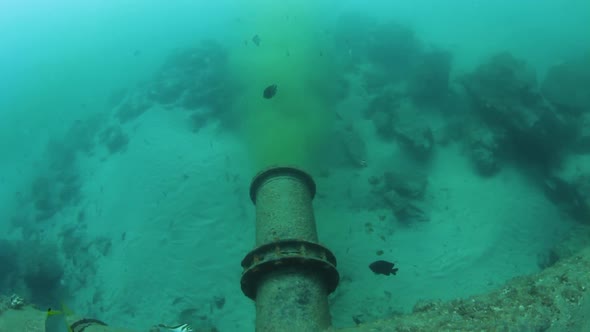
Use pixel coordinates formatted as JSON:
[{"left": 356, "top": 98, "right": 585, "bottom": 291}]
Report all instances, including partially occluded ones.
[{"left": 240, "top": 239, "right": 339, "bottom": 300}]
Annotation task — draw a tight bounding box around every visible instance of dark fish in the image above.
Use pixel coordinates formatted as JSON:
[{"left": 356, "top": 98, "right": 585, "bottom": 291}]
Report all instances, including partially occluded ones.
[
  {"left": 369, "top": 260, "right": 398, "bottom": 276},
  {"left": 263, "top": 84, "right": 277, "bottom": 99},
  {"left": 252, "top": 34, "right": 261, "bottom": 46}
]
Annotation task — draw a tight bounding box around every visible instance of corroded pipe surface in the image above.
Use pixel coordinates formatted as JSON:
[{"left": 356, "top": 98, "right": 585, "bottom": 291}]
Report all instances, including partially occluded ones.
[
  {"left": 247, "top": 166, "right": 335, "bottom": 332},
  {"left": 250, "top": 166, "right": 318, "bottom": 245}
]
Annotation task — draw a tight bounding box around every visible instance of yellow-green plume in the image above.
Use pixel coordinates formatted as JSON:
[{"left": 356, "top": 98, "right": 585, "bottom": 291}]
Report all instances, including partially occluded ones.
[{"left": 229, "top": 1, "right": 334, "bottom": 170}]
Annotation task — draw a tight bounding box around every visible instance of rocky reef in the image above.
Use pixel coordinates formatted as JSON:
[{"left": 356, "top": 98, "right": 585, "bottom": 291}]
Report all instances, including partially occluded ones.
[
  {"left": 113, "top": 40, "right": 235, "bottom": 131},
  {"left": 461, "top": 52, "right": 576, "bottom": 170},
  {"left": 332, "top": 242, "right": 590, "bottom": 332}
]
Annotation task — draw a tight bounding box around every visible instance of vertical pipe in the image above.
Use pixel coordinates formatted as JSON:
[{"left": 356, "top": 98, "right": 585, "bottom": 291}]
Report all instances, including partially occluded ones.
[
  {"left": 248, "top": 166, "right": 332, "bottom": 332},
  {"left": 251, "top": 166, "right": 319, "bottom": 244}
]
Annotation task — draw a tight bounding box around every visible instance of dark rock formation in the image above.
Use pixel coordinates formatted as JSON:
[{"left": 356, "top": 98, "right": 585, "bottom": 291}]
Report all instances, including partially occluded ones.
[
  {"left": 371, "top": 111, "right": 395, "bottom": 139},
  {"left": 365, "top": 89, "right": 403, "bottom": 139},
  {"left": 116, "top": 90, "right": 152, "bottom": 123},
  {"left": 383, "top": 171, "right": 427, "bottom": 199},
  {"left": 0, "top": 240, "right": 18, "bottom": 289},
  {"left": 21, "top": 242, "right": 66, "bottom": 306},
  {"left": 99, "top": 126, "right": 129, "bottom": 154},
  {"left": 462, "top": 53, "right": 539, "bottom": 113},
  {"left": 392, "top": 104, "right": 435, "bottom": 161},
  {"left": 574, "top": 113, "right": 590, "bottom": 153},
  {"left": 366, "top": 22, "right": 423, "bottom": 82},
  {"left": 394, "top": 121, "right": 434, "bottom": 161},
  {"left": 467, "top": 126, "right": 502, "bottom": 176},
  {"left": 542, "top": 54, "right": 590, "bottom": 113},
  {"left": 408, "top": 50, "right": 452, "bottom": 106},
  {"left": 327, "top": 124, "right": 368, "bottom": 169},
  {"left": 461, "top": 52, "right": 576, "bottom": 168},
  {"left": 383, "top": 190, "right": 429, "bottom": 224},
  {"left": 340, "top": 127, "right": 368, "bottom": 169},
  {"left": 370, "top": 170, "right": 429, "bottom": 224},
  {"left": 148, "top": 40, "right": 233, "bottom": 114},
  {"left": 543, "top": 173, "right": 590, "bottom": 224}
]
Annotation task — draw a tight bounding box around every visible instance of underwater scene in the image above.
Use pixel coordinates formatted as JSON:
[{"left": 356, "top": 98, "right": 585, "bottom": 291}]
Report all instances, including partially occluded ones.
[{"left": 1, "top": 0, "right": 590, "bottom": 331}]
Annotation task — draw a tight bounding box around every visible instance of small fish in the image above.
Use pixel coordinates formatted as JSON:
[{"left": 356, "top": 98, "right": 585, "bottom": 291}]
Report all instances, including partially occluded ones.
[
  {"left": 263, "top": 84, "right": 277, "bottom": 99},
  {"left": 369, "top": 260, "right": 398, "bottom": 276},
  {"left": 156, "top": 323, "right": 194, "bottom": 332},
  {"left": 252, "top": 34, "right": 261, "bottom": 46},
  {"left": 46, "top": 304, "right": 76, "bottom": 332}
]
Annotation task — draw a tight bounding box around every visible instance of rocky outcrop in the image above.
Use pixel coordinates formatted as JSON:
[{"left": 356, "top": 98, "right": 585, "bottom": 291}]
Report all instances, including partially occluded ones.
[
  {"left": 542, "top": 54, "right": 590, "bottom": 113},
  {"left": 461, "top": 52, "right": 576, "bottom": 167}
]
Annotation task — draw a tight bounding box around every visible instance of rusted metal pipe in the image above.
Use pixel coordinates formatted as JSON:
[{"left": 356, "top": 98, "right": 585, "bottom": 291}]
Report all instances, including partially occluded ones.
[{"left": 241, "top": 166, "right": 339, "bottom": 332}]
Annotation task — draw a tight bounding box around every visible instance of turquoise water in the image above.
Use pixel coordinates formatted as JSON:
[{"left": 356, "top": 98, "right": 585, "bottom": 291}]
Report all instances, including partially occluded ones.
[{"left": 1, "top": 1, "right": 589, "bottom": 331}]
